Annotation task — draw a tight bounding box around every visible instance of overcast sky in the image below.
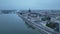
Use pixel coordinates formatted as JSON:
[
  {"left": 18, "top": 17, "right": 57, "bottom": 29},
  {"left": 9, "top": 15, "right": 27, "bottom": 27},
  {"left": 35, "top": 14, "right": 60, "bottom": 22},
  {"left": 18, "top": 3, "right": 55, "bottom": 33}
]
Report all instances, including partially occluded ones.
[{"left": 0, "top": 0, "right": 60, "bottom": 10}]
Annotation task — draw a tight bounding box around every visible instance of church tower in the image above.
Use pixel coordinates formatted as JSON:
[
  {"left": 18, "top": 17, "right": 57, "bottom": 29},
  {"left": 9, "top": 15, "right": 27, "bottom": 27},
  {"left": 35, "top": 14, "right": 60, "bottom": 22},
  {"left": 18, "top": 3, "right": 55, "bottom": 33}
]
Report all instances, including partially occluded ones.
[{"left": 29, "top": 8, "right": 31, "bottom": 12}]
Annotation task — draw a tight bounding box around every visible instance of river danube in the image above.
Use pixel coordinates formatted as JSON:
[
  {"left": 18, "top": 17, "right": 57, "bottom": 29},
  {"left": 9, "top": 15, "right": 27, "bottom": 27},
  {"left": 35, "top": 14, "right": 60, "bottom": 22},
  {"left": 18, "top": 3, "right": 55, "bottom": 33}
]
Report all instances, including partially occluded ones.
[{"left": 0, "top": 13, "right": 41, "bottom": 34}]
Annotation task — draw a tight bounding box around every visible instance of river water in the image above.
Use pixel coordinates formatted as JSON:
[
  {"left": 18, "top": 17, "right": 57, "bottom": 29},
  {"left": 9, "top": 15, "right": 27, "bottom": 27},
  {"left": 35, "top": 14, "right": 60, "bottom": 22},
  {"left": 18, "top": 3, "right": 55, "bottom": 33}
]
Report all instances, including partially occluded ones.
[{"left": 0, "top": 13, "right": 42, "bottom": 34}]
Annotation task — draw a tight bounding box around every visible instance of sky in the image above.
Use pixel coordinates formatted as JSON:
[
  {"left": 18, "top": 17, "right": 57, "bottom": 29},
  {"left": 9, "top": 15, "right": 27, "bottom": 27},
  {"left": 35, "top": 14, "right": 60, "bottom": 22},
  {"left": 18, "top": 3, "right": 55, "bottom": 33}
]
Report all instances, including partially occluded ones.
[{"left": 0, "top": 0, "right": 60, "bottom": 10}]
